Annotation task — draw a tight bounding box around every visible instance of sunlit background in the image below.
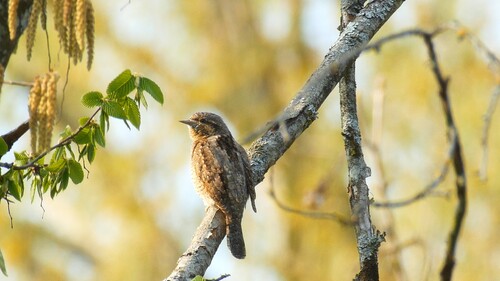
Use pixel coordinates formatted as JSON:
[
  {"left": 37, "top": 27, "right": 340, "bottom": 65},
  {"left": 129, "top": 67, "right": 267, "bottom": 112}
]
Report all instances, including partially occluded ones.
[{"left": 1, "top": 0, "right": 500, "bottom": 280}]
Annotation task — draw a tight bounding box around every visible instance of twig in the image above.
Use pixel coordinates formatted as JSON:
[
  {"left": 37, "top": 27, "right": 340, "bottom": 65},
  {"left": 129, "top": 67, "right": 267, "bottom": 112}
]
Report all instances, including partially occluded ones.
[
  {"left": 268, "top": 170, "right": 353, "bottom": 226},
  {"left": 2, "top": 80, "right": 34, "bottom": 87},
  {"left": 364, "top": 29, "right": 445, "bottom": 54},
  {"left": 372, "top": 138, "right": 455, "bottom": 208},
  {"left": 479, "top": 85, "right": 500, "bottom": 180},
  {"left": 445, "top": 22, "right": 500, "bottom": 181},
  {"left": 421, "top": 32, "right": 467, "bottom": 281},
  {"left": 7, "top": 108, "right": 101, "bottom": 170},
  {"left": 210, "top": 274, "right": 230, "bottom": 281},
  {"left": 1, "top": 120, "right": 30, "bottom": 151}
]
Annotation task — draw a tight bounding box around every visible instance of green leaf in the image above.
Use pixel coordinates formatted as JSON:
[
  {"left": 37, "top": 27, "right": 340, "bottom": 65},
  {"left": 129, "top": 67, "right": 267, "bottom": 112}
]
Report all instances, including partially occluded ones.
[
  {"left": 60, "top": 125, "right": 73, "bottom": 139},
  {"left": 66, "top": 144, "right": 76, "bottom": 159},
  {"left": 107, "top": 69, "right": 135, "bottom": 98},
  {"left": 0, "top": 249, "right": 7, "bottom": 276},
  {"left": 81, "top": 91, "right": 104, "bottom": 108},
  {"left": 102, "top": 100, "right": 127, "bottom": 120},
  {"left": 7, "top": 178, "right": 22, "bottom": 201},
  {"left": 42, "top": 174, "right": 50, "bottom": 193},
  {"left": 124, "top": 97, "right": 141, "bottom": 129},
  {"left": 46, "top": 158, "right": 67, "bottom": 173},
  {"left": 0, "top": 137, "right": 8, "bottom": 157},
  {"left": 139, "top": 77, "right": 164, "bottom": 105},
  {"left": 87, "top": 144, "right": 96, "bottom": 163},
  {"left": 138, "top": 90, "right": 148, "bottom": 109},
  {"left": 53, "top": 146, "right": 66, "bottom": 161},
  {"left": 59, "top": 168, "right": 69, "bottom": 192},
  {"left": 191, "top": 276, "right": 205, "bottom": 281},
  {"left": 67, "top": 159, "right": 84, "bottom": 184},
  {"left": 94, "top": 125, "right": 106, "bottom": 147},
  {"left": 79, "top": 117, "right": 91, "bottom": 126},
  {"left": 100, "top": 112, "right": 109, "bottom": 133},
  {"left": 73, "top": 127, "right": 92, "bottom": 145},
  {"left": 14, "top": 151, "right": 29, "bottom": 166},
  {"left": 30, "top": 176, "right": 41, "bottom": 203}
]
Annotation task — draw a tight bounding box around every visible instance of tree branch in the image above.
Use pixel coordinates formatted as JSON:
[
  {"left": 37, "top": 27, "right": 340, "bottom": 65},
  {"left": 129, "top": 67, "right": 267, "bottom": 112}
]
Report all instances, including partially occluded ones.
[
  {"left": 421, "top": 33, "right": 467, "bottom": 281},
  {"left": 339, "top": 1, "right": 384, "bottom": 280},
  {"left": 165, "top": 0, "right": 405, "bottom": 280},
  {"left": 0, "top": 0, "right": 34, "bottom": 68},
  {"left": 0, "top": 120, "right": 29, "bottom": 151}
]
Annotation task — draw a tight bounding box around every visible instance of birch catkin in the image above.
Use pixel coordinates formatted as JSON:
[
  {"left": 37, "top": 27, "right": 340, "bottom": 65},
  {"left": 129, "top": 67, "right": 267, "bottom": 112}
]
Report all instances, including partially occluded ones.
[
  {"left": 29, "top": 72, "right": 59, "bottom": 155},
  {"left": 8, "top": 0, "right": 20, "bottom": 40},
  {"left": 26, "top": 0, "right": 43, "bottom": 60}
]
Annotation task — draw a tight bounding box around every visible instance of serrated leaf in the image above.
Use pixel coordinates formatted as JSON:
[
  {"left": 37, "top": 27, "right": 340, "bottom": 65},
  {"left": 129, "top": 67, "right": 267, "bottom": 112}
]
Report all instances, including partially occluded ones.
[
  {"left": 73, "top": 127, "right": 92, "bottom": 145},
  {"left": 139, "top": 77, "right": 164, "bottom": 105},
  {"left": 0, "top": 137, "right": 8, "bottom": 157},
  {"left": 124, "top": 97, "right": 141, "bottom": 129},
  {"left": 42, "top": 174, "right": 50, "bottom": 193},
  {"left": 14, "top": 151, "right": 29, "bottom": 162},
  {"left": 59, "top": 168, "right": 69, "bottom": 191},
  {"left": 87, "top": 144, "right": 96, "bottom": 163},
  {"left": 30, "top": 175, "right": 41, "bottom": 203},
  {"left": 139, "top": 91, "right": 148, "bottom": 109},
  {"left": 81, "top": 91, "right": 104, "bottom": 108},
  {"left": 107, "top": 69, "right": 135, "bottom": 98},
  {"left": 7, "top": 178, "right": 22, "bottom": 201},
  {"left": 53, "top": 146, "right": 66, "bottom": 161},
  {"left": 102, "top": 100, "right": 127, "bottom": 120},
  {"left": 78, "top": 145, "right": 88, "bottom": 162},
  {"left": 94, "top": 125, "right": 106, "bottom": 147},
  {"left": 100, "top": 112, "right": 109, "bottom": 133},
  {"left": 66, "top": 144, "right": 76, "bottom": 159},
  {"left": 60, "top": 125, "right": 73, "bottom": 139},
  {"left": 46, "top": 158, "right": 66, "bottom": 173},
  {"left": 79, "top": 117, "right": 90, "bottom": 126},
  {"left": 67, "top": 159, "right": 84, "bottom": 184},
  {"left": 0, "top": 249, "right": 7, "bottom": 276},
  {"left": 50, "top": 182, "right": 57, "bottom": 198}
]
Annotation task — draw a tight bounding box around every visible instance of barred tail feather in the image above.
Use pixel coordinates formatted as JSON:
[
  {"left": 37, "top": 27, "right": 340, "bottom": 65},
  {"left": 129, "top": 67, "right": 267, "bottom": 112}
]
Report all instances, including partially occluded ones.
[{"left": 226, "top": 217, "right": 246, "bottom": 259}]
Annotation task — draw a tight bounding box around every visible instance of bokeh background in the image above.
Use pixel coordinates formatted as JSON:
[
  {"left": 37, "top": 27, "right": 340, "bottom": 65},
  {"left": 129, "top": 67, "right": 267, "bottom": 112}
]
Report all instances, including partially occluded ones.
[{"left": 1, "top": 0, "right": 500, "bottom": 280}]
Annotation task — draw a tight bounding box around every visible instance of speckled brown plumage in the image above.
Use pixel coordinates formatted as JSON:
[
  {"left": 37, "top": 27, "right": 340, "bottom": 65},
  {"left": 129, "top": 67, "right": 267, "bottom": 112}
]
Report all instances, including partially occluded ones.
[{"left": 181, "top": 112, "right": 256, "bottom": 259}]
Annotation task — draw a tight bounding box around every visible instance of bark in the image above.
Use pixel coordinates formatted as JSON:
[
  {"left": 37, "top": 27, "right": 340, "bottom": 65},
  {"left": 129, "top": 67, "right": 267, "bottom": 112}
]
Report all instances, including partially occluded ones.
[
  {"left": 339, "top": 0, "right": 384, "bottom": 280},
  {"left": 0, "top": 0, "right": 33, "bottom": 69}
]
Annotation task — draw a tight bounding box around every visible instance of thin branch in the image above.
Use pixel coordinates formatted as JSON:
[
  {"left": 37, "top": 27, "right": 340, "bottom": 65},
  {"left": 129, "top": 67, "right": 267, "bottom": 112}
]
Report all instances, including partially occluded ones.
[
  {"left": 210, "top": 274, "right": 230, "bottom": 281},
  {"left": 2, "top": 80, "right": 34, "bottom": 87},
  {"left": 268, "top": 170, "right": 353, "bottom": 226},
  {"left": 0, "top": 108, "right": 101, "bottom": 170},
  {"left": 445, "top": 22, "right": 500, "bottom": 181},
  {"left": 364, "top": 27, "right": 447, "bottom": 53},
  {"left": 1, "top": 120, "right": 30, "bottom": 151},
  {"left": 340, "top": 0, "right": 384, "bottom": 280},
  {"left": 372, "top": 138, "right": 455, "bottom": 208},
  {"left": 421, "top": 32, "right": 467, "bottom": 281},
  {"left": 479, "top": 85, "right": 500, "bottom": 180}
]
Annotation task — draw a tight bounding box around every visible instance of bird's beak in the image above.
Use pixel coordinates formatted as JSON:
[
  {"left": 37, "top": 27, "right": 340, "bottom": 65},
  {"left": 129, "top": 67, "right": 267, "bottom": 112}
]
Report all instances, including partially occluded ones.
[{"left": 179, "top": 119, "right": 197, "bottom": 127}]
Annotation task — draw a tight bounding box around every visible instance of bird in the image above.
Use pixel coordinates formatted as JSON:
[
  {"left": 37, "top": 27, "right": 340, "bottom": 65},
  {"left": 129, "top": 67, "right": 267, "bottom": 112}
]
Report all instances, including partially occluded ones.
[{"left": 180, "top": 112, "right": 257, "bottom": 259}]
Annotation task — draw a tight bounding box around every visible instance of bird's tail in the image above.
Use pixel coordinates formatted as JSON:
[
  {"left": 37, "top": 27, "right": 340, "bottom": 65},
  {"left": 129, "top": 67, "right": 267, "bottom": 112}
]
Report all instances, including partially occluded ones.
[{"left": 226, "top": 216, "right": 246, "bottom": 259}]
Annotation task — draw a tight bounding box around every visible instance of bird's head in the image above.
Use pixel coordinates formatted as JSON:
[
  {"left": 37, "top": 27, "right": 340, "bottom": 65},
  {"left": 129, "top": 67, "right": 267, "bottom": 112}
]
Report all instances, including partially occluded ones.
[{"left": 180, "top": 112, "right": 231, "bottom": 139}]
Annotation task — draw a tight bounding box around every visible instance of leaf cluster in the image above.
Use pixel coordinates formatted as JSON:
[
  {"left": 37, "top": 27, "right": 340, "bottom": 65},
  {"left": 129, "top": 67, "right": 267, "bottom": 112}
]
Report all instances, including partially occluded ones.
[{"left": 0, "top": 69, "right": 163, "bottom": 204}]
